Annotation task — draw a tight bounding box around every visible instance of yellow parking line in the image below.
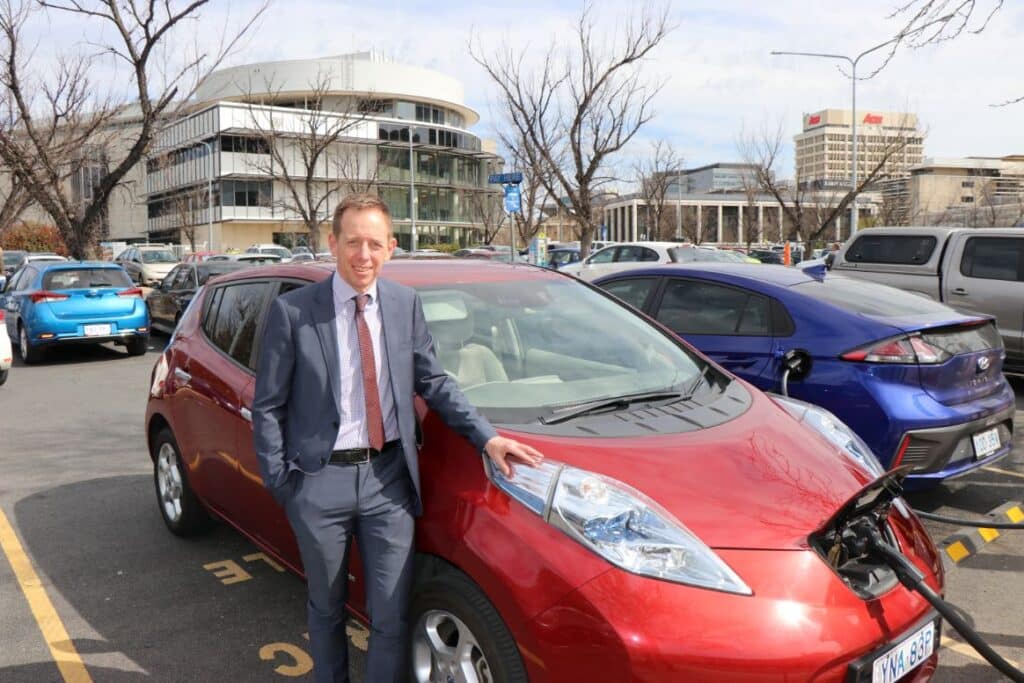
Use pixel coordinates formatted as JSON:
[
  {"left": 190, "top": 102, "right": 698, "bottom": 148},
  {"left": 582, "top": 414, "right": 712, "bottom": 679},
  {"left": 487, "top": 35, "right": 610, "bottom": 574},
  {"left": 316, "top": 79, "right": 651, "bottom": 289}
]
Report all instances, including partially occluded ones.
[
  {"left": 941, "top": 635, "right": 1020, "bottom": 669},
  {"left": 982, "top": 466, "right": 1024, "bottom": 481},
  {"left": 0, "top": 507, "right": 92, "bottom": 683}
]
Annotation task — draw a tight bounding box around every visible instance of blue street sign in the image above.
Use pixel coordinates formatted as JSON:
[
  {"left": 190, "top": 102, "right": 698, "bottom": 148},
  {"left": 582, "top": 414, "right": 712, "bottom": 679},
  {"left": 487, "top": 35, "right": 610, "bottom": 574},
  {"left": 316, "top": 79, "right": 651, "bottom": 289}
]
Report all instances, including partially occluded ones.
[
  {"left": 489, "top": 172, "right": 523, "bottom": 185},
  {"left": 503, "top": 184, "right": 521, "bottom": 213}
]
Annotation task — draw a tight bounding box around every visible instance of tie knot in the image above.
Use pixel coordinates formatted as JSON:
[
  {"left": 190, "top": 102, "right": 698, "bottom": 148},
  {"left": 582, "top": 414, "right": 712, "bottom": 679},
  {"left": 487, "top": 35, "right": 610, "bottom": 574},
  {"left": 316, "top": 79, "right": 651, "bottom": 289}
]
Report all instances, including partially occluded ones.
[{"left": 354, "top": 293, "right": 370, "bottom": 313}]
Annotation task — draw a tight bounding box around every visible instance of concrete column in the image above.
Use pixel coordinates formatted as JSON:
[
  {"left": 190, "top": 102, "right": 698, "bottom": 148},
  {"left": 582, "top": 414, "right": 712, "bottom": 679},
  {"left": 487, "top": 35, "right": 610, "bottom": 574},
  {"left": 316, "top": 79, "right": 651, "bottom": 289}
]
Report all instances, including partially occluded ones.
[
  {"left": 778, "top": 206, "right": 784, "bottom": 242},
  {"left": 835, "top": 216, "right": 842, "bottom": 242},
  {"left": 696, "top": 205, "right": 702, "bottom": 243},
  {"left": 716, "top": 204, "right": 723, "bottom": 243},
  {"left": 631, "top": 202, "right": 639, "bottom": 241},
  {"left": 737, "top": 204, "right": 744, "bottom": 244},
  {"left": 757, "top": 205, "right": 764, "bottom": 243}
]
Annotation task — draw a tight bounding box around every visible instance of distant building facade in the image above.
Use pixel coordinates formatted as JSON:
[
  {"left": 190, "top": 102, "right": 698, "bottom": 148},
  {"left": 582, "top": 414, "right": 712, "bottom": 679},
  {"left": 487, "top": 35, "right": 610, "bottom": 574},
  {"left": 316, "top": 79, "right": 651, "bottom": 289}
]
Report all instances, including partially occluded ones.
[
  {"left": 880, "top": 155, "right": 1024, "bottom": 227},
  {"left": 795, "top": 109, "right": 924, "bottom": 191},
  {"left": 145, "top": 52, "right": 501, "bottom": 251}
]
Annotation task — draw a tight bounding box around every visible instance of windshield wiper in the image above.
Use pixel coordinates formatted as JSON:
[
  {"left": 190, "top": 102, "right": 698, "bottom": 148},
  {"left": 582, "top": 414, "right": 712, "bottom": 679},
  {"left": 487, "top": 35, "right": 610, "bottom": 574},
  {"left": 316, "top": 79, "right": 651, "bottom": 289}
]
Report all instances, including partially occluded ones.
[{"left": 540, "top": 390, "right": 688, "bottom": 425}]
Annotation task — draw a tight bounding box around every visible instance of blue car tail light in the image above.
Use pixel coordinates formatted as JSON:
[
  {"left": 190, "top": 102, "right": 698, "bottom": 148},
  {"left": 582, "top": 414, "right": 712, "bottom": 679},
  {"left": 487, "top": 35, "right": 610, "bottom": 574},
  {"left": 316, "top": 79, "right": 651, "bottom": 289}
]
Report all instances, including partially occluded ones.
[
  {"left": 29, "top": 290, "right": 69, "bottom": 304},
  {"left": 840, "top": 335, "right": 950, "bottom": 364}
]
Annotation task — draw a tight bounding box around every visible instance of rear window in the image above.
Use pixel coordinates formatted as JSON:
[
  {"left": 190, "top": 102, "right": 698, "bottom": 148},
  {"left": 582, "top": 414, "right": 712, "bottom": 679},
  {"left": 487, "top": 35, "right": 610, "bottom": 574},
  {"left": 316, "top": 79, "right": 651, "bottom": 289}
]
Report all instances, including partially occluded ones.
[
  {"left": 844, "top": 235, "right": 937, "bottom": 265},
  {"left": 42, "top": 268, "right": 132, "bottom": 290},
  {"left": 3, "top": 251, "right": 26, "bottom": 266},
  {"left": 141, "top": 250, "right": 177, "bottom": 263},
  {"left": 794, "top": 277, "right": 951, "bottom": 317}
]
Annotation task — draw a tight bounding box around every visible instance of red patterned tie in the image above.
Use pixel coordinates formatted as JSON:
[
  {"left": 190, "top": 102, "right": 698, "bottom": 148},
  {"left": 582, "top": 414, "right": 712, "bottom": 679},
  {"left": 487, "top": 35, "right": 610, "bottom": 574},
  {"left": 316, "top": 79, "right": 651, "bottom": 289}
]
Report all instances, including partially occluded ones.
[{"left": 354, "top": 294, "right": 385, "bottom": 451}]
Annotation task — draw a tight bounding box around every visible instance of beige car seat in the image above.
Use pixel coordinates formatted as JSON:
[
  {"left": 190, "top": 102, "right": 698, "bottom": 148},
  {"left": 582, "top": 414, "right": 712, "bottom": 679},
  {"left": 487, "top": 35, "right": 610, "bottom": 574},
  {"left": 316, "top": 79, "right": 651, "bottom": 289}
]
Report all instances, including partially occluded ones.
[{"left": 430, "top": 304, "right": 508, "bottom": 388}]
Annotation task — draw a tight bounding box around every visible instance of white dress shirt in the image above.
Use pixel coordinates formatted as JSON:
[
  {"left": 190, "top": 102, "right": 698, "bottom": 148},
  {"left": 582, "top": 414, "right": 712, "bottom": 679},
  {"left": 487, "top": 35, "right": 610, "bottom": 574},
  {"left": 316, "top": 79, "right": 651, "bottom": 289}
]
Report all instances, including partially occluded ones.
[{"left": 331, "top": 272, "right": 400, "bottom": 450}]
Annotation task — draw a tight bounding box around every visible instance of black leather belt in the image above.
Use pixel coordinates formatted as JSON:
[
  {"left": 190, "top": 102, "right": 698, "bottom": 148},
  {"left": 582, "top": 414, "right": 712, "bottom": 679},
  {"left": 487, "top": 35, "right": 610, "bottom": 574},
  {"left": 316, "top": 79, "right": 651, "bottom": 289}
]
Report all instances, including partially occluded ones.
[{"left": 329, "top": 440, "right": 401, "bottom": 465}]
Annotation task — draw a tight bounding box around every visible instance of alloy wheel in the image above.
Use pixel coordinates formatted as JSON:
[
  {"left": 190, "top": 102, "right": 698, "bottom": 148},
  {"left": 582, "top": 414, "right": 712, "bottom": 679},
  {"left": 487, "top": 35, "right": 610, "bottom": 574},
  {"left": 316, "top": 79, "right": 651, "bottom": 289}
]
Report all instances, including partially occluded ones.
[
  {"left": 19, "top": 327, "right": 28, "bottom": 360},
  {"left": 412, "top": 609, "right": 493, "bottom": 683},
  {"left": 156, "top": 443, "right": 184, "bottom": 523}
]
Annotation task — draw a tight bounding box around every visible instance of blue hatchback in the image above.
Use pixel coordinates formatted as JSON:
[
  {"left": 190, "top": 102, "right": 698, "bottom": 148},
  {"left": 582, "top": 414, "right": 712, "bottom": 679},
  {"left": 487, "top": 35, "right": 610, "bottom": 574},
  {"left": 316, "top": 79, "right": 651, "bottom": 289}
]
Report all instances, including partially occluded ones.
[
  {"left": 593, "top": 263, "right": 1015, "bottom": 486},
  {"left": 1, "top": 261, "right": 149, "bottom": 363}
]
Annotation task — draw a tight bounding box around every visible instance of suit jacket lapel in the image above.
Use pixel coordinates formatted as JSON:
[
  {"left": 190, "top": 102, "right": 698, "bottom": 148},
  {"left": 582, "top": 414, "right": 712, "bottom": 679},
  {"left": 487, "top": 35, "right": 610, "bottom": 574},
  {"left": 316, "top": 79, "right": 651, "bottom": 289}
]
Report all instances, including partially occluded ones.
[
  {"left": 312, "top": 277, "right": 342, "bottom": 410},
  {"left": 377, "top": 278, "right": 404, "bottom": 378}
]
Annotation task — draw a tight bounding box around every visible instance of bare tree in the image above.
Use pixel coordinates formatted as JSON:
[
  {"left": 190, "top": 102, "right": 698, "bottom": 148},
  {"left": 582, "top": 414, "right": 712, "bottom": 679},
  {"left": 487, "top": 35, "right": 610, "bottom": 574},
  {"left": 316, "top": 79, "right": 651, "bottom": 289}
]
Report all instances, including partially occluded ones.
[
  {"left": 472, "top": 3, "right": 672, "bottom": 257},
  {"left": 0, "top": 168, "right": 28, "bottom": 236},
  {"left": 240, "top": 72, "right": 372, "bottom": 254},
  {"left": 633, "top": 139, "right": 682, "bottom": 242},
  {"left": 738, "top": 120, "right": 913, "bottom": 252},
  {"left": 0, "top": 0, "right": 263, "bottom": 259},
  {"left": 465, "top": 189, "right": 505, "bottom": 245}
]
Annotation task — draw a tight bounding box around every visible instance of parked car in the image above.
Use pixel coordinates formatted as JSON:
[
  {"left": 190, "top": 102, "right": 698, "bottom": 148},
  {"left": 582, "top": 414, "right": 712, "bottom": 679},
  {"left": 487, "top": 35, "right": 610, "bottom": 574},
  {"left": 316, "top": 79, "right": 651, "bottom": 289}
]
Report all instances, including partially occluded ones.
[
  {"left": 827, "top": 226, "right": 1024, "bottom": 373},
  {"left": 146, "top": 259, "right": 942, "bottom": 682},
  {"left": 181, "top": 251, "right": 222, "bottom": 263},
  {"left": 245, "top": 243, "right": 293, "bottom": 262},
  {"left": 546, "top": 246, "right": 581, "bottom": 270},
  {"left": 290, "top": 252, "right": 315, "bottom": 263},
  {"left": 748, "top": 248, "right": 784, "bottom": 265},
  {"left": 116, "top": 245, "right": 180, "bottom": 286},
  {"left": 2, "top": 261, "right": 148, "bottom": 363},
  {"left": 2, "top": 249, "right": 27, "bottom": 278},
  {"left": 0, "top": 307, "right": 10, "bottom": 385},
  {"left": 147, "top": 261, "right": 251, "bottom": 334},
  {"left": 206, "top": 253, "right": 283, "bottom": 264},
  {"left": 594, "top": 263, "right": 1015, "bottom": 487},
  {"left": 558, "top": 241, "right": 682, "bottom": 281}
]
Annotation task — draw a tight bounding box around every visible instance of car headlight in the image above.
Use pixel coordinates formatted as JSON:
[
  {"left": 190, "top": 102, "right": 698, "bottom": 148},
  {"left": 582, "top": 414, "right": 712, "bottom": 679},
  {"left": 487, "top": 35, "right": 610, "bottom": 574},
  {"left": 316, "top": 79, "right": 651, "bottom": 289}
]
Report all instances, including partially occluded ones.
[
  {"left": 484, "top": 459, "right": 752, "bottom": 595},
  {"left": 770, "top": 395, "right": 885, "bottom": 477}
]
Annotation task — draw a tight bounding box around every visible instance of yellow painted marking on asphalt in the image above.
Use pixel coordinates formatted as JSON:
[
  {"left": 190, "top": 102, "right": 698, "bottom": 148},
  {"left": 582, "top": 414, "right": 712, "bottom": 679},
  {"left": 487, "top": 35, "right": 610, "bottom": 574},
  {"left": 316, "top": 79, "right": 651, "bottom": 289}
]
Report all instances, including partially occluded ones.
[
  {"left": 941, "top": 635, "right": 1021, "bottom": 669},
  {"left": 945, "top": 541, "right": 970, "bottom": 563},
  {"left": 242, "top": 552, "right": 285, "bottom": 572},
  {"left": 1007, "top": 506, "right": 1024, "bottom": 524},
  {"left": 0, "top": 507, "right": 93, "bottom": 683},
  {"left": 258, "top": 643, "right": 313, "bottom": 676},
  {"left": 202, "top": 559, "right": 253, "bottom": 585},
  {"left": 983, "top": 466, "right": 1024, "bottom": 481},
  {"left": 977, "top": 527, "right": 1000, "bottom": 543}
]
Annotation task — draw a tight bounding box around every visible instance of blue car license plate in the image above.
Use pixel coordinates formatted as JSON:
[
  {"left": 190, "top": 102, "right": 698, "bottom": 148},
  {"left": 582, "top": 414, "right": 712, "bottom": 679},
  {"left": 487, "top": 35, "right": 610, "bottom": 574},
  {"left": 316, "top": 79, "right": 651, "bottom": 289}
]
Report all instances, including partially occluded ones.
[{"left": 971, "top": 427, "right": 1000, "bottom": 458}]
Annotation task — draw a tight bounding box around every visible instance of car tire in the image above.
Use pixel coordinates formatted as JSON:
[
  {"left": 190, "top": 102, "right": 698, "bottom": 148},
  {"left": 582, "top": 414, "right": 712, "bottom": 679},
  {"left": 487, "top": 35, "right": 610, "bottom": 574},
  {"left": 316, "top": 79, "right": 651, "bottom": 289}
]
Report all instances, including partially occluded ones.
[
  {"left": 0, "top": 368, "right": 7, "bottom": 386},
  {"left": 410, "top": 563, "right": 527, "bottom": 683},
  {"left": 126, "top": 335, "right": 148, "bottom": 356},
  {"left": 18, "top": 325, "right": 43, "bottom": 364},
  {"left": 152, "top": 427, "right": 211, "bottom": 536}
]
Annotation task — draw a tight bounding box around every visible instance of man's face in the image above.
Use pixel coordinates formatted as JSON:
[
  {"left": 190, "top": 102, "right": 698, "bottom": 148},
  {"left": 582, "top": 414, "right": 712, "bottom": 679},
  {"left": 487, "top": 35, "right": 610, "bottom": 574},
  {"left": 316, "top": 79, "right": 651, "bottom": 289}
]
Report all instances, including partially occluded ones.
[{"left": 328, "top": 207, "right": 396, "bottom": 293}]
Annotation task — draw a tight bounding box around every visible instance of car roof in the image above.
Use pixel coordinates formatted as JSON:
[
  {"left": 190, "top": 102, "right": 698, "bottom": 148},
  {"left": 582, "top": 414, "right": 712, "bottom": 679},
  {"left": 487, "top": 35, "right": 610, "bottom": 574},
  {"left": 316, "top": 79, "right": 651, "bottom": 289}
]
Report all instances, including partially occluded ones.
[
  {"left": 208, "top": 259, "right": 562, "bottom": 288},
  {"left": 593, "top": 262, "right": 816, "bottom": 288},
  {"left": 35, "top": 260, "right": 124, "bottom": 271}
]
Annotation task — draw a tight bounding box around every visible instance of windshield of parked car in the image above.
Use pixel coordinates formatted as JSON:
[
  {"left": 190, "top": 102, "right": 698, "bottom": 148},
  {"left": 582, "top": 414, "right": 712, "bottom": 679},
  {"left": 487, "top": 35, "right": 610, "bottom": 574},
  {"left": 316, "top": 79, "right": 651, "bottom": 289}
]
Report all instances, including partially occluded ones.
[
  {"left": 43, "top": 268, "right": 133, "bottom": 290},
  {"left": 3, "top": 251, "right": 26, "bottom": 267},
  {"left": 418, "top": 278, "right": 705, "bottom": 423},
  {"left": 141, "top": 250, "right": 177, "bottom": 263},
  {"left": 794, "top": 276, "right": 952, "bottom": 317}
]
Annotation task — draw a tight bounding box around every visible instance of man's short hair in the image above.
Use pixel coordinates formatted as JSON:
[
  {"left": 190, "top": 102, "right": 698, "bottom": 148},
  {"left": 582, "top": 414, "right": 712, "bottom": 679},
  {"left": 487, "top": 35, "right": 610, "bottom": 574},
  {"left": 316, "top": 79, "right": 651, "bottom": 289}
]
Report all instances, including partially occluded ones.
[{"left": 332, "top": 193, "right": 392, "bottom": 237}]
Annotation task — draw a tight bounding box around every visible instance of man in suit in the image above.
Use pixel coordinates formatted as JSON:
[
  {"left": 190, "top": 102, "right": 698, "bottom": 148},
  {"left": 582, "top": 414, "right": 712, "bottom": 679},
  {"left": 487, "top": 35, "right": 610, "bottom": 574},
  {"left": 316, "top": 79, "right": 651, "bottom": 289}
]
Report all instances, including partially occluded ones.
[{"left": 253, "top": 193, "right": 543, "bottom": 683}]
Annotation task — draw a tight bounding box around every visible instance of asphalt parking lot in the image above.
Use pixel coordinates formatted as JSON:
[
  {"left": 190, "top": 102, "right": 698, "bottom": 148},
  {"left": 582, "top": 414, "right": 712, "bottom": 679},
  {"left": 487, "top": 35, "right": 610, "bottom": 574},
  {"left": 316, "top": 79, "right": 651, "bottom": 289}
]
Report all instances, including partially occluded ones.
[{"left": 0, "top": 339, "right": 1021, "bottom": 682}]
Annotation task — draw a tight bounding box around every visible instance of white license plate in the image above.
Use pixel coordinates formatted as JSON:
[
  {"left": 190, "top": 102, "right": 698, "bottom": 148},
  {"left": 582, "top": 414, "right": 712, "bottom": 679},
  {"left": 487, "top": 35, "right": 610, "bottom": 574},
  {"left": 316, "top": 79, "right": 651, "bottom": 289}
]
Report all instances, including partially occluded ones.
[
  {"left": 872, "top": 621, "right": 936, "bottom": 683},
  {"left": 83, "top": 324, "right": 111, "bottom": 337},
  {"left": 972, "top": 427, "right": 1001, "bottom": 458}
]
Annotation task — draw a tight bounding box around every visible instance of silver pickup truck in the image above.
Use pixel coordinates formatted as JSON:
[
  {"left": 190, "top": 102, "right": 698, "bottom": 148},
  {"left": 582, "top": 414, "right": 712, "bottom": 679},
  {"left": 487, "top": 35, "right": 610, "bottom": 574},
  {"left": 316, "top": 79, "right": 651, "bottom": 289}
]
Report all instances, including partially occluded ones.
[{"left": 828, "top": 227, "right": 1024, "bottom": 374}]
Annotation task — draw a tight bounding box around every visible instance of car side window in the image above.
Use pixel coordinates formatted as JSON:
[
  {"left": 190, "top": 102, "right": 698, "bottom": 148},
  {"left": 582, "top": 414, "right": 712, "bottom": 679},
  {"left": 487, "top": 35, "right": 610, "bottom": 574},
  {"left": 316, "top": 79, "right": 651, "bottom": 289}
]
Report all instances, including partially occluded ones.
[
  {"left": 588, "top": 247, "right": 616, "bottom": 264},
  {"left": 186, "top": 268, "right": 199, "bottom": 289},
  {"left": 656, "top": 279, "right": 770, "bottom": 336},
  {"left": 599, "top": 277, "right": 659, "bottom": 311},
  {"left": 615, "top": 246, "right": 645, "bottom": 262},
  {"left": 639, "top": 247, "right": 660, "bottom": 262},
  {"left": 844, "top": 235, "right": 937, "bottom": 265},
  {"left": 959, "top": 237, "right": 1024, "bottom": 282},
  {"left": 204, "top": 282, "right": 270, "bottom": 370},
  {"left": 14, "top": 267, "right": 37, "bottom": 291}
]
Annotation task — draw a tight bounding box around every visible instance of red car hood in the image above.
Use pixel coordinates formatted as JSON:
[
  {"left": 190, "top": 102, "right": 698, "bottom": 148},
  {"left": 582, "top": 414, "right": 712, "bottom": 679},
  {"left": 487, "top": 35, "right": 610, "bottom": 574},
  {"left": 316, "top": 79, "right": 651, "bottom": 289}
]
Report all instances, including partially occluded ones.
[{"left": 504, "top": 390, "right": 876, "bottom": 551}]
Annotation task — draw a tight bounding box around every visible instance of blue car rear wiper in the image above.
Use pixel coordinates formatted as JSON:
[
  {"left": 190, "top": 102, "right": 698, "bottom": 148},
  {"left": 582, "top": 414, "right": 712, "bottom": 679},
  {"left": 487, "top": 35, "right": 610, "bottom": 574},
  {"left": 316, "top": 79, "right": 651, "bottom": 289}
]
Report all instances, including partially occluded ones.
[{"left": 540, "top": 389, "right": 689, "bottom": 425}]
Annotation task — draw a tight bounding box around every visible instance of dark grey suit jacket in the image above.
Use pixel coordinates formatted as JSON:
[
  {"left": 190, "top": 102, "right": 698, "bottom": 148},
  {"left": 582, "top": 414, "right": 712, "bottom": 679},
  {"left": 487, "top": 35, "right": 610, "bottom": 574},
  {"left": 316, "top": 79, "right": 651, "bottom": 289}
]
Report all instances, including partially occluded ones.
[{"left": 253, "top": 275, "right": 497, "bottom": 515}]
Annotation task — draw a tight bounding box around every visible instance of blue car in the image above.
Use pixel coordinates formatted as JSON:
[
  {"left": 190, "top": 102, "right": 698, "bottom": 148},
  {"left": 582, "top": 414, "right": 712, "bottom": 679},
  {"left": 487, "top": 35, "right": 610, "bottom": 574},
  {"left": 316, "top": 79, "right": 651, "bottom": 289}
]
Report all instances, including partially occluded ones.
[
  {"left": 1, "top": 261, "right": 149, "bottom": 363},
  {"left": 593, "top": 263, "right": 1015, "bottom": 486}
]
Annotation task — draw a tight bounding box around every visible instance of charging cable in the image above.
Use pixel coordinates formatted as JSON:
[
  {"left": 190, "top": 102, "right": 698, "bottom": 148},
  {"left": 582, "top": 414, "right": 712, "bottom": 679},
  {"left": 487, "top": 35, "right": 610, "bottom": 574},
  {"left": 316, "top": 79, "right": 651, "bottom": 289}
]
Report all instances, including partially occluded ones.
[{"left": 912, "top": 509, "right": 1024, "bottom": 529}]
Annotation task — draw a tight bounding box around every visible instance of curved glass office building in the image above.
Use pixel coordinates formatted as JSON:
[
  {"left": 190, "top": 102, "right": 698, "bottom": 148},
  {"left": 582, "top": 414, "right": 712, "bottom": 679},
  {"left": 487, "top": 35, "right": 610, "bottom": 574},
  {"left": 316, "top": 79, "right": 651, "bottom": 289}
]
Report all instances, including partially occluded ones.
[{"left": 145, "top": 52, "right": 501, "bottom": 251}]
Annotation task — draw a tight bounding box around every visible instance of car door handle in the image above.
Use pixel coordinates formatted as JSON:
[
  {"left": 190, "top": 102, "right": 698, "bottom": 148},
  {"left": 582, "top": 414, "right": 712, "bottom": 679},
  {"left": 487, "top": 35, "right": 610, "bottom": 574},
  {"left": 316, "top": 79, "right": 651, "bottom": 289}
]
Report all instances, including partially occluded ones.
[
  {"left": 240, "top": 407, "right": 252, "bottom": 422},
  {"left": 173, "top": 368, "right": 191, "bottom": 384},
  {"left": 951, "top": 288, "right": 968, "bottom": 295}
]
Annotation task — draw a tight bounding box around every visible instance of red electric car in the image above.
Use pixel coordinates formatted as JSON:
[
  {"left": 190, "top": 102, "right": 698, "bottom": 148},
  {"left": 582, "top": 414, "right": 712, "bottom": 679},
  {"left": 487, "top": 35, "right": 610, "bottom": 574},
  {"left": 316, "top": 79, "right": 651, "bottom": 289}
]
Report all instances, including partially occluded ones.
[{"left": 145, "top": 260, "right": 943, "bottom": 682}]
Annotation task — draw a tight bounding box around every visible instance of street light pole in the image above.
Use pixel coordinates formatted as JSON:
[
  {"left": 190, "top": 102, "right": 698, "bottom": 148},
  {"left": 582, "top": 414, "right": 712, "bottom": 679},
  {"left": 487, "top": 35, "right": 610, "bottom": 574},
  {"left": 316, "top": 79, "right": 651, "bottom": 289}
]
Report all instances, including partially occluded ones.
[
  {"left": 409, "top": 131, "right": 417, "bottom": 251},
  {"left": 675, "top": 169, "right": 682, "bottom": 239},
  {"left": 198, "top": 140, "right": 215, "bottom": 250}
]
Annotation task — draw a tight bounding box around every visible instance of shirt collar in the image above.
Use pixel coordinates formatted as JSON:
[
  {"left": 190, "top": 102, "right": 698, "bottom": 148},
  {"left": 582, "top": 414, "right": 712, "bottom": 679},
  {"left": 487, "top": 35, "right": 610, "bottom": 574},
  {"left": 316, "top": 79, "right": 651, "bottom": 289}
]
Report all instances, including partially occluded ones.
[{"left": 332, "top": 271, "right": 378, "bottom": 306}]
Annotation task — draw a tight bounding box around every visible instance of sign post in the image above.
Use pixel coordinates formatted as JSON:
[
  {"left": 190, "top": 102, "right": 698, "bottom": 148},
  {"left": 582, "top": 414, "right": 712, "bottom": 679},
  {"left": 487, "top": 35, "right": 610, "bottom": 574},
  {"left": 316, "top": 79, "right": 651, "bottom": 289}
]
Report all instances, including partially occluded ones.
[{"left": 488, "top": 172, "right": 524, "bottom": 264}]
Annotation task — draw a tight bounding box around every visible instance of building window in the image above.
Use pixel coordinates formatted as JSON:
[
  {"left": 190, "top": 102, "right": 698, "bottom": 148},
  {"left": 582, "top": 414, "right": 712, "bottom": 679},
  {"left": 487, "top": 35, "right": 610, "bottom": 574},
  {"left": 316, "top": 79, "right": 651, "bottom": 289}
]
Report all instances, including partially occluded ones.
[
  {"left": 221, "top": 180, "right": 272, "bottom": 207},
  {"left": 221, "top": 135, "right": 269, "bottom": 154},
  {"left": 961, "top": 180, "right": 975, "bottom": 188},
  {"left": 961, "top": 196, "right": 974, "bottom": 203}
]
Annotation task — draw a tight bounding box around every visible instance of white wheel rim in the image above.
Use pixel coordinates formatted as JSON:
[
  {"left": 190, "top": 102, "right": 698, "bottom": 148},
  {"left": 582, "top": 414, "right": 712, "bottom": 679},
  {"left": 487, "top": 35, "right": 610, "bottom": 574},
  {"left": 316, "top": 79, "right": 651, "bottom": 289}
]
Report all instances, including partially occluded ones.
[
  {"left": 412, "top": 609, "right": 493, "bottom": 683},
  {"left": 156, "top": 443, "right": 184, "bottom": 523},
  {"left": 20, "top": 327, "right": 28, "bottom": 359}
]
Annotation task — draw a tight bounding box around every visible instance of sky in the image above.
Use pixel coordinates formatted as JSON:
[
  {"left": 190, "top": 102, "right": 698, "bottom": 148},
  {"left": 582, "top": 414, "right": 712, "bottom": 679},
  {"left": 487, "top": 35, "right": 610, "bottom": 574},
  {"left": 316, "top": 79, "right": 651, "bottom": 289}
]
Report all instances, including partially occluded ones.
[{"left": 23, "top": 0, "right": 1024, "bottom": 188}]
